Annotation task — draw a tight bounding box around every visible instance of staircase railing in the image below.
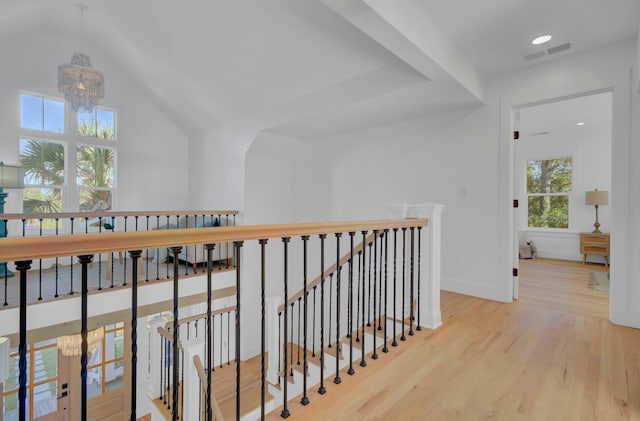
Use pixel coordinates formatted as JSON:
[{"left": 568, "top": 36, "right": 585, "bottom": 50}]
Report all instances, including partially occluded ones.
[
  {"left": 0, "top": 218, "right": 431, "bottom": 421},
  {"left": 0, "top": 209, "right": 238, "bottom": 306}
]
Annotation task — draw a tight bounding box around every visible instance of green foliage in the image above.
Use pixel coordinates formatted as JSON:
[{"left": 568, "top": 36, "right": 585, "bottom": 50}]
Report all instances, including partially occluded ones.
[{"left": 527, "top": 158, "right": 572, "bottom": 229}]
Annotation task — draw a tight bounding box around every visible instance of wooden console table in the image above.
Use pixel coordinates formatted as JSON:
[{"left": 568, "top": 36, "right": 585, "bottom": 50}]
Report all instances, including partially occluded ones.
[{"left": 580, "top": 232, "right": 610, "bottom": 267}]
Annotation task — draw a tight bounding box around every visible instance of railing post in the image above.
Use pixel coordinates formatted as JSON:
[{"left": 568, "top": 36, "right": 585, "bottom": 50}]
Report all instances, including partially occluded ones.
[
  {"left": 412, "top": 204, "right": 444, "bottom": 329},
  {"left": 15, "top": 260, "right": 31, "bottom": 421},
  {"left": 183, "top": 340, "right": 206, "bottom": 421}
]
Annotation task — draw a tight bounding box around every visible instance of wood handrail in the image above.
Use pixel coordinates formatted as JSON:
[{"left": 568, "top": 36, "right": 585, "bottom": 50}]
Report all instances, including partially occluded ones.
[
  {"left": 0, "top": 219, "right": 427, "bottom": 262},
  {"left": 193, "top": 355, "right": 225, "bottom": 421},
  {"left": 168, "top": 305, "right": 238, "bottom": 328},
  {"left": 277, "top": 232, "right": 377, "bottom": 313},
  {"left": 1, "top": 209, "right": 239, "bottom": 221},
  {"left": 157, "top": 326, "right": 185, "bottom": 352}
]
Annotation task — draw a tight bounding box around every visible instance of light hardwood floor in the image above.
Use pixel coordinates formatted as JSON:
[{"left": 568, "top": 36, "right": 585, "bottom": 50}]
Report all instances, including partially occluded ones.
[{"left": 266, "top": 258, "right": 640, "bottom": 420}]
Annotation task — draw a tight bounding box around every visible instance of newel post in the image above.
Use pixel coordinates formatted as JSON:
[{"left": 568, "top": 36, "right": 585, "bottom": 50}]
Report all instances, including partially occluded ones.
[
  {"left": 412, "top": 203, "right": 443, "bottom": 329},
  {"left": 182, "top": 339, "right": 205, "bottom": 421}
]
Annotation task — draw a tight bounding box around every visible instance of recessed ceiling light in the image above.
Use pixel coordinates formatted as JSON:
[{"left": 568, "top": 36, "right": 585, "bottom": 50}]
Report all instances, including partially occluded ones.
[
  {"left": 577, "top": 122, "right": 585, "bottom": 126},
  {"left": 531, "top": 35, "right": 552, "bottom": 45}
]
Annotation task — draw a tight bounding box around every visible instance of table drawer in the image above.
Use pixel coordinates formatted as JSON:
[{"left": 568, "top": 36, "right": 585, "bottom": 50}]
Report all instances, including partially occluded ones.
[
  {"left": 583, "top": 245, "right": 608, "bottom": 254},
  {"left": 581, "top": 235, "right": 609, "bottom": 244}
]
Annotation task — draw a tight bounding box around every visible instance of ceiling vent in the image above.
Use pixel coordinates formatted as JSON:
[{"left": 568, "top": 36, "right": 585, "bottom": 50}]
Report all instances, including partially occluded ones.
[
  {"left": 524, "top": 42, "right": 572, "bottom": 62},
  {"left": 547, "top": 42, "right": 572, "bottom": 55}
]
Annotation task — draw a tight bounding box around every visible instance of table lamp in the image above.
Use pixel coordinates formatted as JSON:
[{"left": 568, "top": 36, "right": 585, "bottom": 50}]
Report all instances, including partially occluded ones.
[{"left": 585, "top": 189, "right": 608, "bottom": 234}]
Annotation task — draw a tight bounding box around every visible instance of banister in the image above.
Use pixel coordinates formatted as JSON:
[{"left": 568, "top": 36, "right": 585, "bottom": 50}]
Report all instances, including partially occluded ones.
[
  {"left": 0, "top": 209, "right": 239, "bottom": 221},
  {"left": 0, "top": 219, "right": 427, "bottom": 262},
  {"left": 277, "top": 232, "right": 377, "bottom": 313},
  {"left": 193, "top": 355, "right": 225, "bottom": 421}
]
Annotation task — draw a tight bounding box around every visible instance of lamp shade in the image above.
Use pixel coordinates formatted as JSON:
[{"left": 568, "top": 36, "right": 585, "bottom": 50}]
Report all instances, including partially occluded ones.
[
  {"left": 0, "top": 337, "right": 10, "bottom": 383},
  {"left": 0, "top": 162, "right": 25, "bottom": 189},
  {"left": 585, "top": 190, "right": 608, "bottom": 206}
]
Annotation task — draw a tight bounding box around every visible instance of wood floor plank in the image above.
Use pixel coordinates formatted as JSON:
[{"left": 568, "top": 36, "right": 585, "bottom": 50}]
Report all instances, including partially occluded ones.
[{"left": 265, "top": 258, "right": 640, "bottom": 420}]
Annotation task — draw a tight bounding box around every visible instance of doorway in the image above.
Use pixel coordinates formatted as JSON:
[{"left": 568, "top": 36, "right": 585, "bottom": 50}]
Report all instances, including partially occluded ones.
[{"left": 512, "top": 91, "right": 612, "bottom": 309}]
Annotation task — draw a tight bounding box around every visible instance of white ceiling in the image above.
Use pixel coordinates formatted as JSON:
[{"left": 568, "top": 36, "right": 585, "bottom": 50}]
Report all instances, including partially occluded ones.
[
  {"left": 417, "top": 0, "right": 640, "bottom": 77},
  {"left": 0, "top": 0, "right": 637, "bottom": 140},
  {"left": 518, "top": 91, "right": 612, "bottom": 143}
]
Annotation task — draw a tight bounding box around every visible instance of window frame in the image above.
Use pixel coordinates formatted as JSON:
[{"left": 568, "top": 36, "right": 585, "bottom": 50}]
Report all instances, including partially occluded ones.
[
  {"left": 18, "top": 91, "right": 118, "bottom": 215},
  {"left": 1, "top": 340, "right": 59, "bottom": 420},
  {"left": 525, "top": 156, "right": 573, "bottom": 232},
  {"left": 86, "top": 323, "right": 125, "bottom": 397}
]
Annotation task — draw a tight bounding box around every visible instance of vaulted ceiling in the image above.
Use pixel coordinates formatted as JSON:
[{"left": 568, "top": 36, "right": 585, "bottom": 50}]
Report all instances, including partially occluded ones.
[{"left": 1, "top": 0, "right": 638, "bottom": 140}]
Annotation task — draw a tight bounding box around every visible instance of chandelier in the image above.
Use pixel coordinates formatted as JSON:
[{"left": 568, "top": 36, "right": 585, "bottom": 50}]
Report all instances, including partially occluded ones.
[
  {"left": 57, "top": 4, "right": 104, "bottom": 113},
  {"left": 57, "top": 327, "right": 104, "bottom": 357}
]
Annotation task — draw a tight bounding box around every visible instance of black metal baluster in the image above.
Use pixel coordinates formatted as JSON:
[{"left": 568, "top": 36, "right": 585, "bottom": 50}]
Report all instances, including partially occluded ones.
[
  {"left": 79, "top": 254, "right": 93, "bottom": 421},
  {"left": 123, "top": 216, "right": 128, "bottom": 285},
  {"left": 69, "top": 218, "right": 75, "bottom": 294},
  {"left": 347, "top": 232, "right": 355, "bottom": 375},
  {"left": 16, "top": 260, "right": 31, "bottom": 421},
  {"left": 297, "top": 297, "right": 302, "bottom": 366},
  {"left": 212, "top": 313, "right": 215, "bottom": 372},
  {"left": 187, "top": 322, "right": 191, "bottom": 341},
  {"left": 290, "top": 303, "right": 294, "bottom": 376},
  {"left": 301, "top": 235, "right": 310, "bottom": 405},
  {"left": 334, "top": 233, "right": 342, "bottom": 384},
  {"left": 38, "top": 218, "right": 43, "bottom": 301},
  {"left": 360, "top": 231, "right": 367, "bottom": 367},
  {"left": 234, "top": 241, "right": 244, "bottom": 421},
  {"left": 401, "top": 228, "right": 407, "bottom": 342},
  {"left": 378, "top": 232, "right": 383, "bottom": 332},
  {"left": 156, "top": 216, "right": 160, "bottom": 281},
  {"left": 170, "top": 246, "right": 182, "bottom": 421},
  {"left": 217, "top": 214, "right": 222, "bottom": 271},
  {"left": 166, "top": 216, "right": 171, "bottom": 280},
  {"left": 220, "top": 312, "right": 223, "bottom": 368},
  {"left": 281, "top": 235, "right": 292, "bottom": 417},
  {"left": 259, "top": 239, "right": 268, "bottom": 418},
  {"left": 417, "top": 227, "right": 422, "bottom": 331},
  {"left": 98, "top": 216, "right": 103, "bottom": 290},
  {"left": 392, "top": 229, "right": 398, "bottom": 347},
  {"left": 55, "top": 218, "right": 59, "bottom": 297},
  {"left": 409, "top": 227, "right": 415, "bottom": 336},
  {"left": 205, "top": 243, "right": 215, "bottom": 421},
  {"left": 312, "top": 286, "right": 317, "bottom": 357},
  {"left": 146, "top": 216, "right": 150, "bottom": 282},
  {"left": 129, "top": 250, "right": 142, "bottom": 421},
  {"left": 318, "top": 234, "right": 327, "bottom": 395},
  {"left": 110, "top": 217, "right": 116, "bottom": 288},
  {"left": 185, "top": 215, "right": 190, "bottom": 276},
  {"left": 383, "top": 230, "right": 389, "bottom": 353},
  {"left": 226, "top": 216, "right": 230, "bottom": 269},
  {"left": 355, "top": 250, "right": 361, "bottom": 343},
  {"left": 328, "top": 273, "right": 333, "bottom": 348},
  {"left": 367, "top": 242, "right": 372, "bottom": 327},
  {"left": 372, "top": 231, "right": 379, "bottom": 360}
]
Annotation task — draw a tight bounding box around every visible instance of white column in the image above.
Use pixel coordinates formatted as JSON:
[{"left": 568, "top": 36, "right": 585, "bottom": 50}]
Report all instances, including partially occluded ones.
[
  {"left": 182, "top": 338, "right": 205, "bottom": 421},
  {"left": 266, "top": 296, "right": 283, "bottom": 385},
  {"left": 147, "top": 315, "right": 165, "bottom": 398},
  {"left": 412, "top": 203, "right": 444, "bottom": 329}
]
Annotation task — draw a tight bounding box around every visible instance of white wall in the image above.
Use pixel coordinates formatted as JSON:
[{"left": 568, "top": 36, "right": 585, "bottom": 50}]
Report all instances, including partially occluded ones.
[
  {"left": 0, "top": 28, "right": 189, "bottom": 213},
  {"left": 245, "top": 40, "right": 640, "bottom": 330},
  {"left": 516, "top": 93, "right": 612, "bottom": 262},
  {"left": 494, "top": 41, "right": 638, "bottom": 327}
]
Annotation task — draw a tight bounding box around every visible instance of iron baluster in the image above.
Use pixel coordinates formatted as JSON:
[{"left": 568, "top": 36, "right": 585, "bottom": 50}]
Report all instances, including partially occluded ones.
[
  {"left": 409, "top": 227, "right": 415, "bottom": 336},
  {"left": 129, "top": 250, "right": 142, "bottom": 421},
  {"left": 281, "top": 237, "right": 291, "bottom": 417},
  {"left": 360, "top": 231, "right": 367, "bottom": 368},
  {"left": 401, "top": 228, "right": 407, "bottom": 341},
  {"left": 372, "top": 231, "right": 379, "bottom": 360},
  {"left": 417, "top": 227, "right": 422, "bottom": 331},
  {"left": 79, "top": 254, "right": 93, "bottom": 421},
  {"left": 301, "top": 235, "right": 310, "bottom": 405},
  {"left": 328, "top": 273, "right": 333, "bottom": 348},
  {"left": 347, "top": 232, "right": 356, "bottom": 375},
  {"left": 334, "top": 232, "right": 342, "bottom": 384},
  {"left": 318, "top": 234, "right": 327, "bottom": 394},
  {"left": 170, "top": 246, "right": 182, "bottom": 421},
  {"left": 259, "top": 239, "right": 268, "bottom": 418},
  {"left": 392, "top": 229, "right": 398, "bottom": 347},
  {"left": 383, "top": 229, "right": 389, "bottom": 352},
  {"left": 16, "top": 260, "right": 32, "bottom": 421}
]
